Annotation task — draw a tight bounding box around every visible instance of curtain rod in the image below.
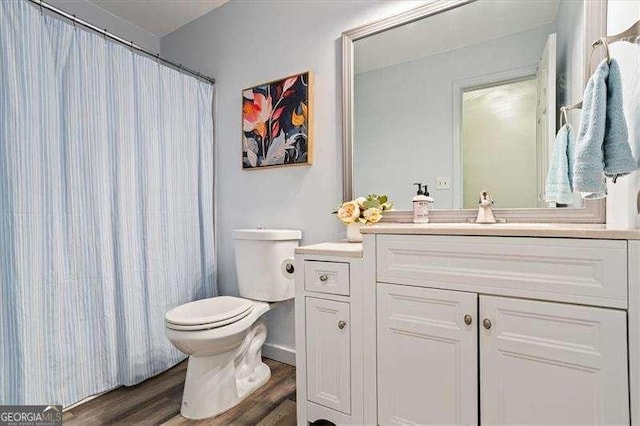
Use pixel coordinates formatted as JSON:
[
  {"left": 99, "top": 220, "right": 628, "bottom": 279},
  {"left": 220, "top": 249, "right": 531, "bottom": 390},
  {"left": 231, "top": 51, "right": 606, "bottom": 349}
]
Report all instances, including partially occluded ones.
[{"left": 27, "top": 0, "right": 216, "bottom": 85}]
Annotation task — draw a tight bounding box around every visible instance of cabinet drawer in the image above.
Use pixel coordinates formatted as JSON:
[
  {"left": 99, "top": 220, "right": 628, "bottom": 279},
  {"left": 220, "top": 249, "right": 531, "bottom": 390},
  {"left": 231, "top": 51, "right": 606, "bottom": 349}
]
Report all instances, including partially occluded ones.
[
  {"left": 377, "top": 235, "right": 627, "bottom": 308},
  {"left": 305, "top": 261, "right": 350, "bottom": 296}
]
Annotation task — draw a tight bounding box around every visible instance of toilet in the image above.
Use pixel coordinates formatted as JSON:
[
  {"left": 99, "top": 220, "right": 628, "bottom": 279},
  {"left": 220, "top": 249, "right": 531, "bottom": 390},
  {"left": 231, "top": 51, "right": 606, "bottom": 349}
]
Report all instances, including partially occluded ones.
[{"left": 164, "top": 229, "right": 301, "bottom": 420}]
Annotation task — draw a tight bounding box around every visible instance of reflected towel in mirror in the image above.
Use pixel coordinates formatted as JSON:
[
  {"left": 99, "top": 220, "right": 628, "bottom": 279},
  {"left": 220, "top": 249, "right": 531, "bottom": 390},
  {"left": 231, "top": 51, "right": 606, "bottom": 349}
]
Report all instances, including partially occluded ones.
[{"left": 546, "top": 124, "right": 575, "bottom": 205}]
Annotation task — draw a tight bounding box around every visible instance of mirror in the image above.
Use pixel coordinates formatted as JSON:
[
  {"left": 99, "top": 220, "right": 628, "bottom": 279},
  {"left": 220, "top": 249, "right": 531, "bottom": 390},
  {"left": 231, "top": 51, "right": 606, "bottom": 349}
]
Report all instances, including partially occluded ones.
[{"left": 345, "top": 0, "right": 606, "bottom": 221}]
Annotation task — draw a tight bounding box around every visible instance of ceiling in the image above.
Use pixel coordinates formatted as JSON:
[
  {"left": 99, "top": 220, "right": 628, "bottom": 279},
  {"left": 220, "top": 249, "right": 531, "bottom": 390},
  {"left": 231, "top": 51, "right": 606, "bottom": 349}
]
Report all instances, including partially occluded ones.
[
  {"left": 355, "top": 0, "right": 560, "bottom": 74},
  {"left": 88, "top": 0, "right": 228, "bottom": 37}
]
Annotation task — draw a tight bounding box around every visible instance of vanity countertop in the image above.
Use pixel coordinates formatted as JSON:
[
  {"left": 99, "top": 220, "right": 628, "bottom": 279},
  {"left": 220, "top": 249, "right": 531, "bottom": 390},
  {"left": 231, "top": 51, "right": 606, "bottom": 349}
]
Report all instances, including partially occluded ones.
[
  {"left": 295, "top": 241, "right": 363, "bottom": 258},
  {"left": 359, "top": 223, "right": 640, "bottom": 240}
]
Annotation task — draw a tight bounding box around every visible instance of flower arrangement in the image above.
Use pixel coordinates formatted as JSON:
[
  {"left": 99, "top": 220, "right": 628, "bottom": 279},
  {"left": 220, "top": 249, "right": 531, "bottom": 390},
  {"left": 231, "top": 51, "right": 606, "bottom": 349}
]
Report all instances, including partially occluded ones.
[{"left": 333, "top": 194, "right": 393, "bottom": 226}]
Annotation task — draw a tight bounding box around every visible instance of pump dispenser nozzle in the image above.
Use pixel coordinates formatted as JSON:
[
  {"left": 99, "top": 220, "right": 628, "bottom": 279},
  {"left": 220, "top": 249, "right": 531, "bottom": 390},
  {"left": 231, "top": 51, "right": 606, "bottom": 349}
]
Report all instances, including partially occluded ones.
[{"left": 414, "top": 183, "right": 425, "bottom": 195}]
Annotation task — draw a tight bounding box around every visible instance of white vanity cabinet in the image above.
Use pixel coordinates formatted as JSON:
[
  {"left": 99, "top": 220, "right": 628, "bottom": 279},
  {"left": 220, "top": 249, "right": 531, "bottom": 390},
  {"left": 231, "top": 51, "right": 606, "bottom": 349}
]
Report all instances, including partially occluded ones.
[
  {"left": 378, "top": 285, "right": 629, "bottom": 425},
  {"left": 305, "top": 296, "right": 351, "bottom": 414},
  {"left": 377, "top": 284, "right": 478, "bottom": 425},
  {"left": 361, "top": 228, "right": 640, "bottom": 426},
  {"left": 480, "top": 295, "right": 628, "bottom": 425},
  {"left": 295, "top": 243, "right": 364, "bottom": 425}
]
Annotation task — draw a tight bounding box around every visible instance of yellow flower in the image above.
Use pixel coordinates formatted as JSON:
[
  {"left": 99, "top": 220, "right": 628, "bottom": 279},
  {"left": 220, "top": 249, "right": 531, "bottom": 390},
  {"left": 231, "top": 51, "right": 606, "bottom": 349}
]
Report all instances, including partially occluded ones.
[
  {"left": 292, "top": 102, "right": 307, "bottom": 127},
  {"left": 363, "top": 207, "right": 383, "bottom": 224},
  {"left": 355, "top": 197, "right": 367, "bottom": 208},
  {"left": 337, "top": 201, "right": 361, "bottom": 224}
]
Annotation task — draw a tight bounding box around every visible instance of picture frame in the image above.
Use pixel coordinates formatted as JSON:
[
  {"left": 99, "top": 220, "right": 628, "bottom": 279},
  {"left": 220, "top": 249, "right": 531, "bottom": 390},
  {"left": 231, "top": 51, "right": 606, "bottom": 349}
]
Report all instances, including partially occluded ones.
[{"left": 242, "top": 71, "right": 313, "bottom": 169}]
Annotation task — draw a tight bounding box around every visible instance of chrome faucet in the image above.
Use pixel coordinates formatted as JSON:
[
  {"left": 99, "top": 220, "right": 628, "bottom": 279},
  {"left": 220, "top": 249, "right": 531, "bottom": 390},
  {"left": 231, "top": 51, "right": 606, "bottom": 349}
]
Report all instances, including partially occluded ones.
[{"left": 475, "top": 191, "right": 496, "bottom": 224}]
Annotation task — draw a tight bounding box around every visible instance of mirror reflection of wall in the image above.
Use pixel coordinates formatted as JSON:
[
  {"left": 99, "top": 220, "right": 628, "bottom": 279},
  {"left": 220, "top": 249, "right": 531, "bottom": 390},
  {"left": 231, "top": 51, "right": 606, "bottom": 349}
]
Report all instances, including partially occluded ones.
[{"left": 353, "top": 0, "right": 585, "bottom": 211}]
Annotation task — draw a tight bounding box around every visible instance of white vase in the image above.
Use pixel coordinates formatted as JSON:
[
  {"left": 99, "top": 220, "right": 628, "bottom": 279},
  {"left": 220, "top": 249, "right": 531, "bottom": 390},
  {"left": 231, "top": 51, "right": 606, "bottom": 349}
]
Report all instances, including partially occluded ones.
[{"left": 346, "top": 222, "right": 364, "bottom": 243}]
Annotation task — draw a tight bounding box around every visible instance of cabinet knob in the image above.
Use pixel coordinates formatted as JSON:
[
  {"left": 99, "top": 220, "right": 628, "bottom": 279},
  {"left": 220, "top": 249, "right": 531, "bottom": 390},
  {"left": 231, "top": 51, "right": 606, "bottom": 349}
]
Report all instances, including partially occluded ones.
[
  {"left": 319, "top": 274, "right": 329, "bottom": 282},
  {"left": 464, "top": 314, "right": 473, "bottom": 325},
  {"left": 483, "top": 319, "right": 492, "bottom": 330},
  {"left": 338, "top": 320, "right": 347, "bottom": 330}
]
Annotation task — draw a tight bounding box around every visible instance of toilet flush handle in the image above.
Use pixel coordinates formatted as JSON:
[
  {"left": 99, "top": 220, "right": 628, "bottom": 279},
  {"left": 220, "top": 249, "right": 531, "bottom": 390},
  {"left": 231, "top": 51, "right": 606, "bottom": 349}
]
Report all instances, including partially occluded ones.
[{"left": 338, "top": 320, "right": 347, "bottom": 330}]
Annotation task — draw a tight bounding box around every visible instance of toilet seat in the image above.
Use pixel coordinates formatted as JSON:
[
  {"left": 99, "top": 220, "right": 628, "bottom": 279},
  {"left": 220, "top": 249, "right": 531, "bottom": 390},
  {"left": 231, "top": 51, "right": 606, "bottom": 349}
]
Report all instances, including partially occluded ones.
[
  {"left": 165, "top": 307, "right": 253, "bottom": 331},
  {"left": 165, "top": 296, "right": 253, "bottom": 329}
]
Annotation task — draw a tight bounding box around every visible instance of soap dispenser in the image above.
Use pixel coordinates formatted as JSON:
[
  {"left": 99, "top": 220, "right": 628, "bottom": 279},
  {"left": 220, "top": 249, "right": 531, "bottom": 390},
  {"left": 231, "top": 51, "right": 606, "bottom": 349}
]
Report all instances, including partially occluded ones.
[
  {"left": 423, "top": 184, "right": 434, "bottom": 207},
  {"left": 413, "top": 183, "right": 430, "bottom": 223}
]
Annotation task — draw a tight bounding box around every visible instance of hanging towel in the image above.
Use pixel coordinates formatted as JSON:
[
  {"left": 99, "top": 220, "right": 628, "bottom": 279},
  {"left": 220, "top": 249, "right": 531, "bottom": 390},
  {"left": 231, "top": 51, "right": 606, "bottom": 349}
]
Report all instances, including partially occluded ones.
[
  {"left": 546, "top": 124, "right": 575, "bottom": 205},
  {"left": 603, "top": 58, "right": 636, "bottom": 179},
  {"left": 573, "top": 59, "right": 637, "bottom": 198},
  {"left": 573, "top": 59, "right": 608, "bottom": 198}
]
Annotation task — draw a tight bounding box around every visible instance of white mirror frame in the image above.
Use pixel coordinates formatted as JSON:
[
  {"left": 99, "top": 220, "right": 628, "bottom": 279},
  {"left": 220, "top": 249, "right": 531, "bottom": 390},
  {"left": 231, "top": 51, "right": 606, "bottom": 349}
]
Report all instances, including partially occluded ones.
[{"left": 342, "top": 0, "right": 607, "bottom": 223}]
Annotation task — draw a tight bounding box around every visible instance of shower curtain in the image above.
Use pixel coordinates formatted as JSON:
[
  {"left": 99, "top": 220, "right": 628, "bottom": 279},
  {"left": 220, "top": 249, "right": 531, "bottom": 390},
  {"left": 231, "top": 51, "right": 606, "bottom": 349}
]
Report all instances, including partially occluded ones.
[{"left": 0, "top": 0, "right": 216, "bottom": 406}]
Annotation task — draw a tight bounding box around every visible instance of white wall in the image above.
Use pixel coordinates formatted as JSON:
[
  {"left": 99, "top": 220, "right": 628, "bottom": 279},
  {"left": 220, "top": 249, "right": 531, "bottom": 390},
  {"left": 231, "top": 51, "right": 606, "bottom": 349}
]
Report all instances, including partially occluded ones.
[
  {"left": 46, "top": 0, "right": 159, "bottom": 52},
  {"left": 160, "top": 0, "right": 426, "bottom": 357},
  {"left": 606, "top": 1, "right": 640, "bottom": 227},
  {"left": 554, "top": 0, "right": 585, "bottom": 208},
  {"left": 354, "top": 24, "right": 553, "bottom": 210},
  {"left": 555, "top": 0, "right": 584, "bottom": 130}
]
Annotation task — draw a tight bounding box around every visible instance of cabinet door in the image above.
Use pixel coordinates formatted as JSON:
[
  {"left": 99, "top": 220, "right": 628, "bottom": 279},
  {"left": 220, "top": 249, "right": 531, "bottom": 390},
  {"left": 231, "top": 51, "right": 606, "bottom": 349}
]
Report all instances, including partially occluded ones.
[
  {"left": 305, "top": 297, "right": 351, "bottom": 414},
  {"left": 480, "top": 295, "right": 629, "bottom": 425},
  {"left": 377, "top": 283, "right": 478, "bottom": 425}
]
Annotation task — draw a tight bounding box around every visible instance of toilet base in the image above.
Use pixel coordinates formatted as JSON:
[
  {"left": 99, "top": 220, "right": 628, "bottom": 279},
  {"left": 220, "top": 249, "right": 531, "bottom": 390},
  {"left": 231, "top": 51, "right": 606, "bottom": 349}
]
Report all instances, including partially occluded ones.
[
  {"left": 237, "top": 361, "right": 270, "bottom": 399},
  {"left": 179, "top": 319, "right": 270, "bottom": 420}
]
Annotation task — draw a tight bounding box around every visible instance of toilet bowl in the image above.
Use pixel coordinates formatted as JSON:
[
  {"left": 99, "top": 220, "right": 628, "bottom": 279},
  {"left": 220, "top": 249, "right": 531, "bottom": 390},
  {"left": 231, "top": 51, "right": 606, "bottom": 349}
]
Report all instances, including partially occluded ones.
[{"left": 164, "top": 229, "right": 301, "bottom": 420}]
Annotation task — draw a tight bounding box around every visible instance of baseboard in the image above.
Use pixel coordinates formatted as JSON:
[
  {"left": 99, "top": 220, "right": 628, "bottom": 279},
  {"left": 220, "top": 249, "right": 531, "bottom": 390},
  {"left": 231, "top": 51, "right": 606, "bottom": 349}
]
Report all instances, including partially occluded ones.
[
  {"left": 263, "top": 342, "right": 296, "bottom": 366},
  {"left": 63, "top": 386, "right": 116, "bottom": 411}
]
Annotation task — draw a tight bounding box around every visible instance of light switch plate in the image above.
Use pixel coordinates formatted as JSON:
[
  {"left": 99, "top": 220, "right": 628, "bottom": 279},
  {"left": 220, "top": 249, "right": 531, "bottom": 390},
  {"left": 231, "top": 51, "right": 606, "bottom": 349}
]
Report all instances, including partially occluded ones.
[{"left": 436, "top": 177, "right": 450, "bottom": 190}]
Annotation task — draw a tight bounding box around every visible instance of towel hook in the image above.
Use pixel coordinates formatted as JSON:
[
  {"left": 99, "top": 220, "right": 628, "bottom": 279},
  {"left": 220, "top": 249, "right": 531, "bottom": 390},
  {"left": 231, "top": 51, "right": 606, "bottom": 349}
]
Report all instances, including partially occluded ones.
[
  {"left": 559, "top": 100, "right": 582, "bottom": 127},
  {"left": 603, "top": 19, "right": 640, "bottom": 46},
  {"left": 560, "top": 107, "right": 569, "bottom": 127},
  {"left": 592, "top": 37, "right": 611, "bottom": 62},
  {"left": 588, "top": 37, "right": 611, "bottom": 73}
]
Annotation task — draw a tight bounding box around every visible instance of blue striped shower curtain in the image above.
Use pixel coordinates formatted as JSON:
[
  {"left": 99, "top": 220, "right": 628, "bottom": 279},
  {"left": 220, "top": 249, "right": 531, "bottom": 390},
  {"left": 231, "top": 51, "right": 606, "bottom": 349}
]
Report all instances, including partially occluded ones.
[{"left": 0, "top": 0, "right": 216, "bottom": 406}]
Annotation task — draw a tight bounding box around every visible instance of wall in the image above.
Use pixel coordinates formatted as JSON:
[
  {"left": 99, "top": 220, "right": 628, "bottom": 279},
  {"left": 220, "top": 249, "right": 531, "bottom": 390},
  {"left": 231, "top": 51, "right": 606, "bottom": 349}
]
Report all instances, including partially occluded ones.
[
  {"left": 555, "top": 0, "right": 584, "bottom": 131},
  {"left": 554, "top": 0, "right": 585, "bottom": 208},
  {"left": 606, "top": 1, "right": 640, "bottom": 227},
  {"left": 46, "top": 0, "right": 159, "bottom": 52},
  {"left": 354, "top": 24, "right": 553, "bottom": 210},
  {"left": 160, "top": 0, "right": 425, "bottom": 359}
]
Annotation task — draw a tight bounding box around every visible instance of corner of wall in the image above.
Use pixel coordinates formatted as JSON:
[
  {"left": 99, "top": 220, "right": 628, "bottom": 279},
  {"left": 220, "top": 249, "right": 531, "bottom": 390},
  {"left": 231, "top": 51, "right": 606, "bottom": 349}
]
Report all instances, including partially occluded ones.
[{"left": 45, "top": 0, "right": 160, "bottom": 53}]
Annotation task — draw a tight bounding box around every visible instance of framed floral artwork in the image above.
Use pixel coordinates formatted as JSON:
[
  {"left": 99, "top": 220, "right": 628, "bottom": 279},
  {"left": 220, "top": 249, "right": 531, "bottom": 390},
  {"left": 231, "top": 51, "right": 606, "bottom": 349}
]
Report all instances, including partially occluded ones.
[{"left": 242, "top": 72, "right": 313, "bottom": 169}]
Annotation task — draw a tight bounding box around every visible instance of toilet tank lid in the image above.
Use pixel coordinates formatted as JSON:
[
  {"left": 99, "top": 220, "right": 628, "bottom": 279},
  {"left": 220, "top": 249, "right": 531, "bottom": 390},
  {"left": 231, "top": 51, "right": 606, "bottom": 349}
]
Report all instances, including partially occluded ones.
[{"left": 234, "top": 229, "right": 302, "bottom": 241}]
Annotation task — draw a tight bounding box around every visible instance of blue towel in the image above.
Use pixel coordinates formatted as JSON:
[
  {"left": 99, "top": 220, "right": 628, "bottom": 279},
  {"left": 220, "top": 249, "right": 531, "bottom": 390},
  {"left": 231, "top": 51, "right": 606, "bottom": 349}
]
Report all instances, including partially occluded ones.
[
  {"left": 603, "top": 59, "right": 636, "bottom": 179},
  {"left": 573, "top": 60, "right": 608, "bottom": 198},
  {"left": 546, "top": 124, "right": 575, "bottom": 205},
  {"left": 573, "top": 59, "right": 636, "bottom": 198}
]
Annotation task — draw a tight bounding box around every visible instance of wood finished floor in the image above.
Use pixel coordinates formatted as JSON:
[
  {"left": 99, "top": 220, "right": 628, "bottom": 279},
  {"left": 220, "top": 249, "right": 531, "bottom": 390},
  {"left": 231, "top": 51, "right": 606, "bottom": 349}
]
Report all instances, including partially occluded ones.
[{"left": 62, "top": 358, "right": 297, "bottom": 426}]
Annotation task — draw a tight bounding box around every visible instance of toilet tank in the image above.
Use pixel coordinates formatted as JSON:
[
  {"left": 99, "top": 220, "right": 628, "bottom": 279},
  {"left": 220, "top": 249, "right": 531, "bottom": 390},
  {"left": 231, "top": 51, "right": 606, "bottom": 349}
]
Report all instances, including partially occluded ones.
[{"left": 233, "top": 229, "right": 302, "bottom": 301}]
